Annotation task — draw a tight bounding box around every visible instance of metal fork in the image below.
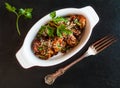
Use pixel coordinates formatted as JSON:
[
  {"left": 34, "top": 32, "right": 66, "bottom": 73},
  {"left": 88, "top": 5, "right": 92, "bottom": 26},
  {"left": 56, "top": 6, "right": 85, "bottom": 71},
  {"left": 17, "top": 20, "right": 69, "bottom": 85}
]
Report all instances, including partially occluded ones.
[{"left": 44, "top": 35, "right": 117, "bottom": 85}]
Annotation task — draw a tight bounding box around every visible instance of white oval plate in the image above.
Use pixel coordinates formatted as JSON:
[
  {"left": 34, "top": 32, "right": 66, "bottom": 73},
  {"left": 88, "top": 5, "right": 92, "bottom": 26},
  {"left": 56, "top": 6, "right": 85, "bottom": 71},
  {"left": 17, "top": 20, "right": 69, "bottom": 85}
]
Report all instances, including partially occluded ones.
[{"left": 16, "top": 6, "right": 99, "bottom": 69}]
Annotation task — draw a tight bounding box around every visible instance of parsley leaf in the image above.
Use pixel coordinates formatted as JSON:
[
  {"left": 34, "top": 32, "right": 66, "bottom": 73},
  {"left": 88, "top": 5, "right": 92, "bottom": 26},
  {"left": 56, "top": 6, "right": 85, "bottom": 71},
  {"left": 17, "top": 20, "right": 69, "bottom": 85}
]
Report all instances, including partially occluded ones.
[
  {"left": 38, "top": 11, "right": 72, "bottom": 38},
  {"left": 46, "top": 25, "right": 54, "bottom": 37},
  {"left": 19, "top": 8, "right": 33, "bottom": 19},
  {"left": 38, "top": 25, "right": 54, "bottom": 37},
  {"left": 5, "top": 2, "right": 16, "bottom": 13},
  {"left": 50, "top": 11, "right": 56, "bottom": 19},
  {"left": 50, "top": 11, "right": 68, "bottom": 24},
  {"left": 57, "top": 24, "right": 72, "bottom": 37},
  {"left": 38, "top": 26, "right": 46, "bottom": 35},
  {"left": 53, "top": 17, "right": 68, "bottom": 24}
]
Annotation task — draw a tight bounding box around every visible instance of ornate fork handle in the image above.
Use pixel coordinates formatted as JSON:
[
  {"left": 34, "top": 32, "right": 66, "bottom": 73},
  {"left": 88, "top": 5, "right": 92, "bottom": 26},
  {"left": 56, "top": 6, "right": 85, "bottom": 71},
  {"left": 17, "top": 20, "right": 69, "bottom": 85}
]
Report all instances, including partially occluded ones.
[
  {"left": 45, "top": 68, "right": 65, "bottom": 85},
  {"left": 45, "top": 35, "right": 117, "bottom": 85},
  {"left": 45, "top": 52, "right": 89, "bottom": 85}
]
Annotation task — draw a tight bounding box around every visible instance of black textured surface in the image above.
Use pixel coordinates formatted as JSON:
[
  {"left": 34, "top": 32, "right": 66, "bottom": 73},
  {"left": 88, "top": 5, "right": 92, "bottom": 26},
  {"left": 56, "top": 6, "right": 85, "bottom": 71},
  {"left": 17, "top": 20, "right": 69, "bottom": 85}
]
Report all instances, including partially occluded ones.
[{"left": 0, "top": 0, "right": 120, "bottom": 88}]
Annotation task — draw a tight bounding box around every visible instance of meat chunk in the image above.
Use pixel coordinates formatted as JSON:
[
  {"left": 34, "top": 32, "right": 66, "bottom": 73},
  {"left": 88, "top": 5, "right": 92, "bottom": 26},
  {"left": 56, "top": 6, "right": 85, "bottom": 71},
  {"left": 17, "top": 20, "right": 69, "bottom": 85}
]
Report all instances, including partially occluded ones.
[
  {"left": 66, "top": 34, "right": 77, "bottom": 47},
  {"left": 77, "top": 15, "right": 86, "bottom": 29},
  {"left": 72, "top": 29, "right": 81, "bottom": 36},
  {"left": 52, "top": 37, "right": 66, "bottom": 53},
  {"left": 32, "top": 39, "right": 41, "bottom": 53}
]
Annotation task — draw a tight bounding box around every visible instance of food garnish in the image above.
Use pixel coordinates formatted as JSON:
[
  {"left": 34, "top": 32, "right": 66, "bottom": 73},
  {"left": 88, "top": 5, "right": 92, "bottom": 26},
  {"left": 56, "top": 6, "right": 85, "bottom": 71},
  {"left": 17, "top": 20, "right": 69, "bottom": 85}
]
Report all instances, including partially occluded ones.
[
  {"left": 5, "top": 2, "right": 33, "bottom": 35},
  {"left": 32, "top": 11, "right": 86, "bottom": 60}
]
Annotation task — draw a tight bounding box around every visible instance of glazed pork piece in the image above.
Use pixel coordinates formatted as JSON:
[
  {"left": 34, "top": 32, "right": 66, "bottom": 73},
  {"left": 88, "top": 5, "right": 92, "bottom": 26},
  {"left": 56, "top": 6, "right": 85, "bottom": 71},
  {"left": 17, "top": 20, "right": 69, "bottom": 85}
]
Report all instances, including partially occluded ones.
[{"left": 32, "top": 13, "right": 86, "bottom": 60}]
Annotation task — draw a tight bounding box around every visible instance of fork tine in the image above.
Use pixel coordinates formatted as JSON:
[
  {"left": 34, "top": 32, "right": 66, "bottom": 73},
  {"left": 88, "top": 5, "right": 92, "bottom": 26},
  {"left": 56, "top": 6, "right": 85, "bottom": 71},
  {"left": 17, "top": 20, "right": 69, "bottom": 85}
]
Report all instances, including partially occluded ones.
[
  {"left": 96, "top": 36, "right": 115, "bottom": 50},
  {"left": 92, "top": 35, "right": 111, "bottom": 46},
  {"left": 94, "top": 35, "right": 114, "bottom": 48},
  {"left": 96, "top": 37, "right": 117, "bottom": 53}
]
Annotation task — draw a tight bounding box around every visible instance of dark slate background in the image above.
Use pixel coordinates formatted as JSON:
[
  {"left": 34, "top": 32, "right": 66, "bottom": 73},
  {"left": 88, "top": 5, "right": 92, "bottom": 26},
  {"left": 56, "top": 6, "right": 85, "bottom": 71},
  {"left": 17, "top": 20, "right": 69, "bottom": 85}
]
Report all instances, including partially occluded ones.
[{"left": 0, "top": 0, "right": 120, "bottom": 88}]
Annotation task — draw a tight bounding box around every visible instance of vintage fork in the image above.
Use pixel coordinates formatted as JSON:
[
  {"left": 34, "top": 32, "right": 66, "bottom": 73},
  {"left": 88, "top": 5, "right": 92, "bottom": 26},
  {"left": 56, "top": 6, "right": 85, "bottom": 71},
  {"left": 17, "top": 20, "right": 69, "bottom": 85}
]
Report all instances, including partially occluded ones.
[{"left": 44, "top": 35, "right": 117, "bottom": 85}]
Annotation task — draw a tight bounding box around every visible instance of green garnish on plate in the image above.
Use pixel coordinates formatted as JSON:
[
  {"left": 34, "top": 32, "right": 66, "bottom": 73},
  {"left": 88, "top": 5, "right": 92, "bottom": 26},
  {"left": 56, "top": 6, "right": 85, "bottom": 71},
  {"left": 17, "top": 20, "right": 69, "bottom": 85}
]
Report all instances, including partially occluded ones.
[{"left": 5, "top": 2, "right": 33, "bottom": 36}]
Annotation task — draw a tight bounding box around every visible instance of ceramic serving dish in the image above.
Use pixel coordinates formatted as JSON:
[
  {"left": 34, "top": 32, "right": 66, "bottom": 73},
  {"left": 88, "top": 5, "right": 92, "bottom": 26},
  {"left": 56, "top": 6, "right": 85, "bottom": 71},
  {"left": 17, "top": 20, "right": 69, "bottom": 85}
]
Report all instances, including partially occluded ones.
[{"left": 16, "top": 6, "right": 99, "bottom": 69}]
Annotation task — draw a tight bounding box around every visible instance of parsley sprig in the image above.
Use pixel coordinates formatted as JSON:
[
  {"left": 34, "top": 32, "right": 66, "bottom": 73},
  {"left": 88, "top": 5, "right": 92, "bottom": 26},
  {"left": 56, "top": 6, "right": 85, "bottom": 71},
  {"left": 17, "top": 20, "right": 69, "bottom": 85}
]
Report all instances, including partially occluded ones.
[
  {"left": 38, "top": 11, "right": 72, "bottom": 37},
  {"left": 57, "top": 24, "right": 72, "bottom": 37},
  {"left": 5, "top": 2, "right": 33, "bottom": 35},
  {"left": 50, "top": 11, "right": 68, "bottom": 24},
  {"left": 38, "top": 25, "right": 54, "bottom": 37}
]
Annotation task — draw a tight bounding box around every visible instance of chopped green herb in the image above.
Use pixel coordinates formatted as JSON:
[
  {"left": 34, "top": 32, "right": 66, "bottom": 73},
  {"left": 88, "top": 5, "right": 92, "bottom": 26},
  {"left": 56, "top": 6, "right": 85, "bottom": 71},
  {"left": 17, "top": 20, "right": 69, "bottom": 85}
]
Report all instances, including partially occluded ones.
[
  {"left": 50, "top": 11, "right": 68, "bottom": 24},
  {"left": 46, "top": 25, "right": 54, "bottom": 37},
  {"left": 57, "top": 24, "right": 72, "bottom": 37},
  {"left": 5, "top": 2, "right": 33, "bottom": 35},
  {"left": 57, "top": 43, "right": 61, "bottom": 48},
  {"left": 38, "top": 47, "right": 43, "bottom": 51},
  {"left": 74, "top": 19, "right": 81, "bottom": 26},
  {"left": 50, "top": 11, "right": 56, "bottom": 19},
  {"left": 38, "top": 25, "right": 55, "bottom": 37},
  {"left": 53, "top": 17, "right": 68, "bottom": 24},
  {"left": 38, "top": 11, "right": 72, "bottom": 38},
  {"left": 38, "top": 26, "right": 46, "bottom": 35}
]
